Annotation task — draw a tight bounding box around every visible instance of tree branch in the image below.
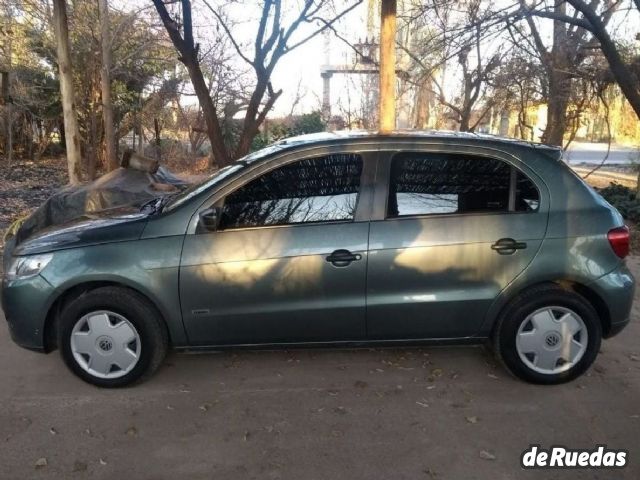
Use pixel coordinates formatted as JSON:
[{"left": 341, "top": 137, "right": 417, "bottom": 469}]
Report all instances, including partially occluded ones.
[{"left": 201, "top": 0, "right": 253, "bottom": 66}]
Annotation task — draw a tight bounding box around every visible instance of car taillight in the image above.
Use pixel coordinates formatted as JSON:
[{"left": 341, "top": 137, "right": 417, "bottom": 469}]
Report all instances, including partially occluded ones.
[{"left": 607, "top": 226, "right": 630, "bottom": 258}]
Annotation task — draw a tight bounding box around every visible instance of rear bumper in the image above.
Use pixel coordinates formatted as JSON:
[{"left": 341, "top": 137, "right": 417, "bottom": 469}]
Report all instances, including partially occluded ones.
[
  {"left": 589, "top": 262, "right": 635, "bottom": 338},
  {"left": 1, "top": 274, "right": 55, "bottom": 352}
]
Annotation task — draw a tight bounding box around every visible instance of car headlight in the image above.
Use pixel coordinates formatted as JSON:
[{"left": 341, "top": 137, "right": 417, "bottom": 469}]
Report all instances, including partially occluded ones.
[{"left": 7, "top": 253, "right": 53, "bottom": 281}]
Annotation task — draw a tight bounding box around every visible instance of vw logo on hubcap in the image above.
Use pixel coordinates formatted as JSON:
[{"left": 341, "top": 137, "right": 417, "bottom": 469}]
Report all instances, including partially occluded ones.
[
  {"left": 545, "top": 333, "right": 561, "bottom": 348},
  {"left": 97, "top": 337, "right": 113, "bottom": 352}
]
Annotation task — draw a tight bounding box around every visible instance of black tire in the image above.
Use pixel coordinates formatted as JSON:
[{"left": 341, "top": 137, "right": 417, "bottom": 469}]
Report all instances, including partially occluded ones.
[
  {"left": 493, "top": 284, "right": 602, "bottom": 384},
  {"left": 57, "top": 287, "right": 168, "bottom": 387}
]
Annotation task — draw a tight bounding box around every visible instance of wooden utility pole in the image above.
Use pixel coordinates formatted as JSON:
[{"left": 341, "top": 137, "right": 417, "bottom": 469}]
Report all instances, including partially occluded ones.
[
  {"left": 52, "top": 0, "right": 82, "bottom": 184},
  {"left": 379, "top": 0, "right": 396, "bottom": 132},
  {"left": 98, "top": 0, "right": 118, "bottom": 171}
]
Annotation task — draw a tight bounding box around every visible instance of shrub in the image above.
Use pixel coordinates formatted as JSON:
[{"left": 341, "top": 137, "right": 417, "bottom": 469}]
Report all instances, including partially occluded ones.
[{"left": 598, "top": 183, "right": 640, "bottom": 223}]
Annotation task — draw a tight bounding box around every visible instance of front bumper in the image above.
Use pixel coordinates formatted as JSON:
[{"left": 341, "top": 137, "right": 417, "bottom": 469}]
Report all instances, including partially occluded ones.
[
  {"left": 1, "top": 273, "right": 56, "bottom": 352},
  {"left": 589, "top": 262, "right": 635, "bottom": 338}
]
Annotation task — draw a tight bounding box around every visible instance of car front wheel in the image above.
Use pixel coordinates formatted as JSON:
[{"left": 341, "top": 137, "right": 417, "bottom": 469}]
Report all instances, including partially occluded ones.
[
  {"left": 58, "top": 287, "right": 168, "bottom": 387},
  {"left": 494, "top": 284, "right": 602, "bottom": 384}
]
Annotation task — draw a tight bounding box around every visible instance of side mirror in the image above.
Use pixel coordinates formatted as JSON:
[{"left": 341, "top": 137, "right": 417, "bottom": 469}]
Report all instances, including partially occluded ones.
[{"left": 198, "top": 207, "right": 219, "bottom": 232}]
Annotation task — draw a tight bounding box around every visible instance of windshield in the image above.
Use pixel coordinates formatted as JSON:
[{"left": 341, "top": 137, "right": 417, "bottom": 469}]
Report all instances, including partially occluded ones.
[{"left": 163, "top": 142, "right": 291, "bottom": 212}]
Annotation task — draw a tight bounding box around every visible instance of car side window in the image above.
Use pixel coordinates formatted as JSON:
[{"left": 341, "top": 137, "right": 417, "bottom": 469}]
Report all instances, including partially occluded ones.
[
  {"left": 387, "top": 152, "right": 539, "bottom": 217},
  {"left": 515, "top": 171, "right": 540, "bottom": 212},
  {"left": 218, "top": 153, "right": 363, "bottom": 230}
]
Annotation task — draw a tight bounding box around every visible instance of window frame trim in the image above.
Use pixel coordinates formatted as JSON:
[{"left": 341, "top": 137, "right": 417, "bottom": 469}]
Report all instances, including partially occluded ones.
[
  {"left": 186, "top": 145, "right": 378, "bottom": 235},
  {"left": 377, "top": 148, "right": 543, "bottom": 221}
]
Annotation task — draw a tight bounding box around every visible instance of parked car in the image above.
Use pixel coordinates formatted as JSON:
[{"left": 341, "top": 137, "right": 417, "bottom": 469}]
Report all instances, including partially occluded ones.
[{"left": 2, "top": 131, "right": 634, "bottom": 387}]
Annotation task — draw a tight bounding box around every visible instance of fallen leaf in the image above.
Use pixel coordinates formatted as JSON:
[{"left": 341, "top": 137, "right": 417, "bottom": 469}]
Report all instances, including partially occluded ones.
[
  {"left": 465, "top": 416, "right": 478, "bottom": 424},
  {"left": 125, "top": 426, "right": 138, "bottom": 437},
  {"left": 479, "top": 450, "right": 496, "bottom": 460},
  {"left": 423, "top": 467, "right": 438, "bottom": 479},
  {"left": 431, "top": 368, "right": 443, "bottom": 377},
  {"left": 34, "top": 458, "right": 47, "bottom": 469},
  {"left": 99, "top": 458, "right": 107, "bottom": 466},
  {"left": 199, "top": 403, "right": 212, "bottom": 412},
  {"left": 49, "top": 427, "right": 57, "bottom": 435},
  {"left": 487, "top": 373, "right": 499, "bottom": 380},
  {"left": 416, "top": 401, "right": 429, "bottom": 408}
]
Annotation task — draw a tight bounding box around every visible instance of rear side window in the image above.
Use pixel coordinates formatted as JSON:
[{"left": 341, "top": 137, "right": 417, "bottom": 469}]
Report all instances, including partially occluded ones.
[
  {"left": 515, "top": 171, "right": 540, "bottom": 212},
  {"left": 387, "top": 152, "right": 539, "bottom": 217},
  {"left": 219, "top": 153, "right": 363, "bottom": 230}
]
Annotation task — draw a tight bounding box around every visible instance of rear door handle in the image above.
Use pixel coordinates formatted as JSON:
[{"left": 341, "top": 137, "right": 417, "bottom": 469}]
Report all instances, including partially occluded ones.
[
  {"left": 491, "top": 238, "right": 527, "bottom": 255},
  {"left": 326, "top": 249, "right": 362, "bottom": 267}
]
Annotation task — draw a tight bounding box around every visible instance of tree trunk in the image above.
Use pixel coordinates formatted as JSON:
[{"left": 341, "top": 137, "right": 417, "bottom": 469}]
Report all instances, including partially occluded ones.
[
  {"left": 459, "top": 108, "right": 471, "bottom": 132},
  {"left": 52, "top": 0, "right": 82, "bottom": 184},
  {"left": 98, "top": 0, "right": 118, "bottom": 171},
  {"left": 542, "top": 71, "right": 571, "bottom": 146},
  {"left": 154, "top": 118, "right": 161, "bottom": 162},
  {"left": 541, "top": 7, "right": 570, "bottom": 147},
  {"left": 413, "top": 79, "right": 430, "bottom": 128},
  {"left": 379, "top": 0, "right": 397, "bottom": 133},
  {"left": 87, "top": 85, "right": 99, "bottom": 179},
  {"left": 182, "top": 56, "right": 230, "bottom": 167}
]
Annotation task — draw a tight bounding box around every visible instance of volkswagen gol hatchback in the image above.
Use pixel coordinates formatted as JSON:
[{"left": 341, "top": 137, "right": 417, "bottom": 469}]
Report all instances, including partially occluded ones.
[{"left": 2, "top": 132, "right": 634, "bottom": 387}]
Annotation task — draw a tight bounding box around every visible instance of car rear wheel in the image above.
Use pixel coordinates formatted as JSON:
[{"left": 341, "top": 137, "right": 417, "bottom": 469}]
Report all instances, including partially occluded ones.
[
  {"left": 493, "top": 284, "right": 602, "bottom": 384},
  {"left": 58, "top": 287, "right": 168, "bottom": 387}
]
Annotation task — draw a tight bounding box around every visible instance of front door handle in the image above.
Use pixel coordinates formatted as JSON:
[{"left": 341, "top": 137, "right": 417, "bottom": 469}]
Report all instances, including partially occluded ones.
[
  {"left": 326, "top": 249, "right": 362, "bottom": 267},
  {"left": 491, "top": 238, "right": 527, "bottom": 255}
]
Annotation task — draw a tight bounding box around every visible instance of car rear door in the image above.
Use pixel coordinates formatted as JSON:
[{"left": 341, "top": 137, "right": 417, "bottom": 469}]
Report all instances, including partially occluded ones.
[
  {"left": 366, "top": 145, "right": 549, "bottom": 339},
  {"left": 179, "top": 148, "right": 376, "bottom": 346}
]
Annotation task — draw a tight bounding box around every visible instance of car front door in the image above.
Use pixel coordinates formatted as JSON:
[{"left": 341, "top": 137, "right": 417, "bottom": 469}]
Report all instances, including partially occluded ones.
[
  {"left": 179, "top": 149, "right": 375, "bottom": 346},
  {"left": 366, "top": 147, "right": 549, "bottom": 339}
]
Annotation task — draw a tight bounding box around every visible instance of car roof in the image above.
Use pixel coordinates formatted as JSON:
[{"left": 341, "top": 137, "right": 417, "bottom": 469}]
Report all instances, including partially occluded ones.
[{"left": 269, "top": 130, "right": 563, "bottom": 160}]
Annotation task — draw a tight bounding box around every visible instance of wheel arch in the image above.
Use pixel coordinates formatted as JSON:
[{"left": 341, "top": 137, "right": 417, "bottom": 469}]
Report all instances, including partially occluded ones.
[
  {"left": 485, "top": 279, "right": 612, "bottom": 339},
  {"left": 43, "top": 280, "right": 173, "bottom": 352}
]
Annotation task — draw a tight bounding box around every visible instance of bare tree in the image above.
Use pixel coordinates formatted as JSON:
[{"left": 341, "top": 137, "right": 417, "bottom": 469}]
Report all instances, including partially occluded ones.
[
  {"left": 52, "top": 0, "right": 82, "bottom": 183},
  {"left": 98, "top": 0, "right": 117, "bottom": 171},
  {"left": 554, "top": 0, "right": 640, "bottom": 120},
  {"left": 400, "top": 0, "right": 502, "bottom": 132},
  {"left": 520, "top": 0, "right": 640, "bottom": 144},
  {"left": 152, "top": 0, "right": 362, "bottom": 167}
]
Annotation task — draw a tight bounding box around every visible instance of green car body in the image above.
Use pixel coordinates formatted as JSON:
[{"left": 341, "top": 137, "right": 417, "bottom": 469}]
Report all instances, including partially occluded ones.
[{"left": 1, "top": 132, "right": 634, "bottom": 384}]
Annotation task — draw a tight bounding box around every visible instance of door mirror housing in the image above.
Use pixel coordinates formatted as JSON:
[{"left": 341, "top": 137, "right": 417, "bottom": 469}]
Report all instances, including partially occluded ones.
[{"left": 198, "top": 207, "right": 220, "bottom": 232}]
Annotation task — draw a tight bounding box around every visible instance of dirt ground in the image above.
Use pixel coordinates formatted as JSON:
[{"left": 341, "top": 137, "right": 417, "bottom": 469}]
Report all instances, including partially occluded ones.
[{"left": 1, "top": 256, "right": 639, "bottom": 479}]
